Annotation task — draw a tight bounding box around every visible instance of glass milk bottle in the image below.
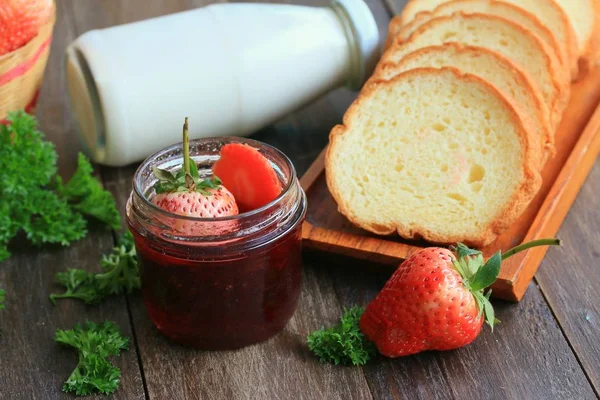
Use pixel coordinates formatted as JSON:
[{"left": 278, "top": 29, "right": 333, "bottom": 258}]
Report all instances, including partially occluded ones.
[{"left": 65, "top": 0, "right": 380, "bottom": 166}]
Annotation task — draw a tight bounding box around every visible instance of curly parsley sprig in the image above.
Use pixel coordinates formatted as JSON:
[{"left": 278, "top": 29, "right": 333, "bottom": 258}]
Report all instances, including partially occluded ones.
[
  {"left": 55, "top": 321, "right": 129, "bottom": 396},
  {"left": 50, "top": 232, "right": 139, "bottom": 305},
  {"left": 0, "top": 111, "right": 120, "bottom": 261},
  {"left": 307, "top": 306, "right": 376, "bottom": 366}
]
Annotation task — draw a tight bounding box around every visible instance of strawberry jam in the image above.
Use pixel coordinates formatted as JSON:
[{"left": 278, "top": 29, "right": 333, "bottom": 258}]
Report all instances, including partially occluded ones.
[{"left": 126, "top": 137, "right": 306, "bottom": 349}]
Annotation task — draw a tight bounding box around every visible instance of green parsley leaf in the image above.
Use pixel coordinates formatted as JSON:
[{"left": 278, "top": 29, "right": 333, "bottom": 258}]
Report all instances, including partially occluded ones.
[
  {"left": 58, "top": 154, "right": 121, "bottom": 230},
  {"left": 307, "top": 306, "right": 376, "bottom": 366},
  {"left": 96, "top": 231, "right": 140, "bottom": 296},
  {"left": 50, "top": 232, "right": 139, "bottom": 305},
  {"left": 22, "top": 189, "right": 88, "bottom": 246},
  {"left": 0, "top": 111, "right": 57, "bottom": 196},
  {"left": 0, "top": 111, "right": 121, "bottom": 261},
  {"left": 55, "top": 321, "right": 129, "bottom": 396},
  {"left": 49, "top": 269, "right": 101, "bottom": 305}
]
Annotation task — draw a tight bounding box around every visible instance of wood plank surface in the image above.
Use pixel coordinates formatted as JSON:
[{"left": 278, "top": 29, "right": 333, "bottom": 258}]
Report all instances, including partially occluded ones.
[
  {"left": 0, "top": 1, "right": 146, "bottom": 399},
  {"left": 102, "top": 104, "right": 375, "bottom": 399},
  {"left": 86, "top": 0, "right": 385, "bottom": 398},
  {"left": 1, "top": 0, "right": 598, "bottom": 399},
  {"left": 96, "top": 0, "right": 594, "bottom": 394},
  {"left": 535, "top": 162, "right": 600, "bottom": 394},
  {"left": 368, "top": 0, "right": 600, "bottom": 396},
  {"left": 315, "top": 251, "right": 597, "bottom": 400}
]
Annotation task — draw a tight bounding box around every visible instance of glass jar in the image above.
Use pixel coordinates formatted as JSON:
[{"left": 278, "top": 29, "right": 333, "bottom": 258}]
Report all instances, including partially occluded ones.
[{"left": 126, "top": 137, "right": 307, "bottom": 349}]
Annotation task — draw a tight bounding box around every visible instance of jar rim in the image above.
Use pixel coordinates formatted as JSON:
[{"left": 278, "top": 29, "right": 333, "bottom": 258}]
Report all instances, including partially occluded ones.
[{"left": 132, "top": 136, "right": 298, "bottom": 223}]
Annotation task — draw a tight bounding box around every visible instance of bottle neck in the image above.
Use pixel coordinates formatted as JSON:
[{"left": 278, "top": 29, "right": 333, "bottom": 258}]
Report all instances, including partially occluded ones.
[
  {"left": 329, "top": 0, "right": 380, "bottom": 90},
  {"left": 329, "top": 2, "right": 363, "bottom": 90}
]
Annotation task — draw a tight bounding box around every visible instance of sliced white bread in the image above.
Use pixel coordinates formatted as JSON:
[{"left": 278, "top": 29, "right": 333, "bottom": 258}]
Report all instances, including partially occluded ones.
[
  {"left": 398, "top": 0, "right": 579, "bottom": 79},
  {"left": 396, "top": 0, "right": 568, "bottom": 77},
  {"left": 377, "top": 44, "right": 553, "bottom": 164},
  {"left": 384, "top": 16, "right": 403, "bottom": 51},
  {"left": 326, "top": 67, "right": 541, "bottom": 247},
  {"left": 555, "top": 0, "right": 600, "bottom": 74},
  {"left": 379, "top": 13, "right": 569, "bottom": 129},
  {"left": 400, "top": 0, "right": 448, "bottom": 25}
]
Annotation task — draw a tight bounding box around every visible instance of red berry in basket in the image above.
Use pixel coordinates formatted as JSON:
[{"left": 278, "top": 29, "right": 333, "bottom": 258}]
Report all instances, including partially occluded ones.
[
  {"left": 213, "top": 143, "right": 282, "bottom": 212},
  {"left": 0, "top": 0, "right": 53, "bottom": 55},
  {"left": 360, "top": 239, "right": 560, "bottom": 358}
]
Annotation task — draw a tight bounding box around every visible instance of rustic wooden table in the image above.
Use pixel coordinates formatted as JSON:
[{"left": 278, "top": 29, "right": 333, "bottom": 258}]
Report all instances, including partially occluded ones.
[{"left": 1, "top": 0, "right": 599, "bottom": 399}]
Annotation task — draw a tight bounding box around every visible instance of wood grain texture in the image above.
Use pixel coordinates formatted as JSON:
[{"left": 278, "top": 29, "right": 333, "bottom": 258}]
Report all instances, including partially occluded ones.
[
  {"left": 535, "top": 161, "right": 600, "bottom": 394},
  {"left": 91, "top": 0, "right": 390, "bottom": 398},
  {"left": 2, "top": 0, "right": 598, "bottom": 399},
  {"left": 308, "top": 251, "right": 597, "bottom": 400},
  {"left": 301, "top": 58, "right": 600, "bottom": 302},
  {"left": 0, "top": 1, "right": 145, "bottom": 399},
  {"left": 103, "top": 104, "right": 374, "bottom": 400}
]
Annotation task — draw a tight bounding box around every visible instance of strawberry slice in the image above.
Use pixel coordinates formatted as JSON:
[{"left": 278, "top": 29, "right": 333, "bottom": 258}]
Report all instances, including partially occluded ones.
[{"left": 213, "top": 143, "right": 282, "bottom": 212}]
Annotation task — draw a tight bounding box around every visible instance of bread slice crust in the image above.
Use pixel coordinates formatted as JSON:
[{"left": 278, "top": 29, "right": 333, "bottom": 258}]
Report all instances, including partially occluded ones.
[
  {"left": 384, "top": 15, "right": 403, "bottom": 51},
  {"left": 378, "top": 43, "right": 553, "bottom": 162},
  {"left": 587, "top": 0, "right": 600, "bottom": 71},
  {"left": 396, "top": 0, "right": 567, "bottom": 77},
  {"left": 556, "top": 0, "right": 600, "bottom": 75},
  {"left": 400, "top": 0, "right": 444, "bottom": 25},
  {"left": 379, "top": 13, "right": 569, "bottom": 128},
  {"left": 326, "top": 67, "right": 541, "bottom": 248},
  {"left": 397, "top": 0, "right": 579, "bottom": 79}
]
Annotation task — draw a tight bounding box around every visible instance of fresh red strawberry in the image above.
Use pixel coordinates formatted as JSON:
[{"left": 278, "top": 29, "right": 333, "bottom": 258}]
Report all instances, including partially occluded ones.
[
  {"left": 150, "top": 118, "right": 239, "bottom": 235},
  {"left": 0, "top": 0, "right": 53, "bottom": 56},
  {"left": 152, "top": 186, "right": 238, "bottom": 218},
  {"left": 213, "top": 143, "right": 281, "bottom": 212},
  {"left": 360, "top": 239, "right": 560, "bottom": 358}
]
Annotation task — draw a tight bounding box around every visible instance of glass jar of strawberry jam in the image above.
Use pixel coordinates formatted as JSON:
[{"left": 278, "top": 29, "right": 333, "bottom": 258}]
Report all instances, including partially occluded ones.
[{"left": 126, "top": 137, "right": 306, "bottom": 349}]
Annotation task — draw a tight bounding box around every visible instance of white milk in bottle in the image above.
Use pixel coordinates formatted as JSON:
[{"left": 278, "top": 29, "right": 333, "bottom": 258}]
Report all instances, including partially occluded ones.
[{"left": 65, "top": 0, "right": 380, "bottom": 166}]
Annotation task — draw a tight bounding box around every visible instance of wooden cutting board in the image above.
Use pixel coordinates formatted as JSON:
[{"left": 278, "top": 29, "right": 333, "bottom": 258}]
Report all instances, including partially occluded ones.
[{"left": 300, "top": 66, "right": 600, "bottom": 302}]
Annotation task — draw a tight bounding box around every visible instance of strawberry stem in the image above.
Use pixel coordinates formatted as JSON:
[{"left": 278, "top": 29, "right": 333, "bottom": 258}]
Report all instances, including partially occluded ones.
[
  {"left": 182, "top": 117, "right": 192, "bottom": 189},
  {"left": 501, "top": 238, "right": 561, "bottom": 261}
]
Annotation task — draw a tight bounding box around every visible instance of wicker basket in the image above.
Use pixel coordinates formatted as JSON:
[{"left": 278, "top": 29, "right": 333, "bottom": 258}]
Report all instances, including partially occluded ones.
[{"left": 0, "top": 2, "right": 56, "bottom": 121}]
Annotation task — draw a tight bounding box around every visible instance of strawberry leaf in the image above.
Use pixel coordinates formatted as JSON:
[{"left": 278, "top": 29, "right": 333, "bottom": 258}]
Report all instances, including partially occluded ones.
[
  {"left": 152, "top": 167, "right": 175, "bottom": 182},
  {"left": 200, "top": 176, "right": 222, "bottom": 189},
  {"left": 465, "top": 253, "right": 484, "bottom": 279},
  {"left": 469, "top": 251, "right": 501, "bottom": 291},
  {"left": 189, "top": 161, "right": 199, "bottom": 180},
  {"left": 482, "top": 290, "right": 498, "bottom": 330},
  {"left": 454, "top": 242, "right": 481, "bottom": 258},
  {"left": 473, "top": 292, "right": 485, "bottom": 318},
  {"left": 452, "top": 258, "right": 467, "bottom": 278}
]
